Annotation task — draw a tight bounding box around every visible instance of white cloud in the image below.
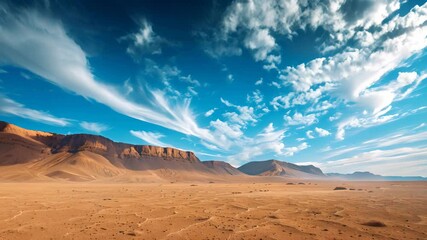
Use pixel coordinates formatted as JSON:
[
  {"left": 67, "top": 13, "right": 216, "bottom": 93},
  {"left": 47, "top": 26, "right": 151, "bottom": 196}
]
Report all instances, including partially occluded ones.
[
  {"left": 218, "top": 0, "right": 300, "bottom": 62},
  {"left": 284, "top": 112, "right": 317, "bottom": 126},
  {"left": 223, "top": 106, "right": 257, "bottom": 127},
  {"left": 319, "top": 147, "right": 427, "bottom": 177},
  {"left": 283, "top": 142, "right": 309, "bottom": 157},
  {"left": 227, "top": 74, "right": 234, "bottom": 83},
  {"left": 414, "top": 123, "right": 425, "bottom": 130},
  {"left": 217, "top": 0, "right": 401, "bottom": 63},
  {"left": 221, "top": 98, "right": 258, "bottom": 127},
  {"left": 356, "top": 72, "right": 426, "bottom": 115},
  {"left": 220, "top": 97, "right": 233, "bottom": 107},
  {"left": 329, "top": 112, "right": 342, "bottom": 122},
  {"left": 0, "top": 95, "right": 70, "bottom": 126},
  {"left": 130, "top": 130, "right": 169, "bottom": 147},
  {"left": 306, "top": 130, "right": 314, "bottom": 139},
  {"left": 278, "top": 3, "right": 427, "bottom": 139},
  {"left": 255, "top": 78, "right": 263, "bottom": 85},
  {"left": 196, "top": 151, "right": 223, "bottom": 158},
  {"left": 200, "top": 141, "right": 220, "bottom": 151},
  {"left": 293, "top": 5, "right": 425, "bottom": 94},
  {"left": 306, "top": 127, "right": 331, "bottom": 139},
  {"left": 246, "top": 90, "right": 263, "bottom": 104},
  {"left": 180, "top": 74, "right": 201, "bottom": 87},
  {"left": 227, "top": 123, "right": 286, "bottom": 163},
  {"left": 402, "top": 106, "right": 427, "bottom": 118},
  {"left": 80, "top": 121, "right": 109, "bottom": 133},
  {"left": 336, "top": 113, "right": 398, "bottom": 140},
  {"left": 315, "top": 127, "right": 331, "bottom": 137},
  {"left": 323, "top": 146, "right": 363, "bottom": 160},
  {"left": 143, "top": 58, "right": 181, "bottom": 93},
  {"left": 204, "top": 108, "right": 217, "bottom": 117},
  {"left": 307, "top": 101, "right": 335, "bottom": 113},
  {"left": 0, "top": 6, "right": 223, "bottom": 148},
  {"left": 261, "top": 107, "right": 270, "bottom": 113},
  {"left": 210, "top": 119, "right": 243, "bottom": 140},
  {"left": 270, "top": 86, "right": 331, "bottom": 111},
  {"left": 144, "top": 59, "right": 206, "bottom": 99},
  {"left": 270, "top": 81, "right": 281, "bottom": 89},
  {"left": 185, "top": 86, "right": 198, "bottom": 97},
  {"left": 363, "top": 130, "right": 427, "bottom": 148},
  {"left": 324, "top": 128, "right": 427, "bottom": 161},
  {"left": 120, "top": 18, "right": 164, "bottom": 59},
  {"left": 243, "top": 28, "right": 276, "bottom": 61},
  {"left": 123, "top": 79, "right": 134, "bottom": 95}
]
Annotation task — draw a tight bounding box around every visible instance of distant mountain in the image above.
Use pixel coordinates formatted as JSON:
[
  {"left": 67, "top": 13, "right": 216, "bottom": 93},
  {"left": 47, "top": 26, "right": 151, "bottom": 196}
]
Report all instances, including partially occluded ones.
[
  {"left": 202, "top": 161, "right": 244, "bottom": 175},
  {"left": 327, "top": 172, "right": 427, "bottom": 181},
  {"left": 238, "top": 160, "right": 325, "bottom": 178},
  {"left": 0, "top": 121, "right": 241, "bottom": 182},
  {"left": 2, "top": 121, "right": 424, "bottom": 182}
]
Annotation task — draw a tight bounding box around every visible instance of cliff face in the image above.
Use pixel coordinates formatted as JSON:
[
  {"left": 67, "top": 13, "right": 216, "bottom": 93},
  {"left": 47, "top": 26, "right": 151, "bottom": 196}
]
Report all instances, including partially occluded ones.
[
  {"left": 0, "top": 121, "right": 328, "bottom": 182},
  {"left": 0, "top": 121, "right": 199, "bottom": 164}
]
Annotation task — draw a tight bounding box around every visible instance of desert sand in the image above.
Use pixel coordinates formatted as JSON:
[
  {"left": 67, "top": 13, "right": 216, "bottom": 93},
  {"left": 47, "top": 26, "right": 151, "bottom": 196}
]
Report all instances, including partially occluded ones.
[
  {"left": 1, "top": 122, "right": 427, "bottom": 239},
  {"left": 0, "top": 181, "right": 426, "bottom": 240}
]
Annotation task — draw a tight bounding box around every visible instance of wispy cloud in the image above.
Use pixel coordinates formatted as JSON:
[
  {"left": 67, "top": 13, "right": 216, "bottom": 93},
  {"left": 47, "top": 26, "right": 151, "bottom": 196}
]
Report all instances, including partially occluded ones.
[
  {"left": 130, "top": 130, "right": 169, "bottom": 147},
  {"left": 204, "top": 108, "right": 217, "bottom": 117},
  {"left": 180, "top": 75, "right": 201, "bottom": 87},
  {"left": 227, "top": 74, "right": 234, "bottom": 83},
  {"left": 80, "top": 121, "right": 109, "bottom": 133},
  {"left": 363, "top": 131, "right": 427, "bottom": 148},
  {"left": 0, "top": 95, "right": 70, "bottom": 126},
  {"left": 0, "top": 6, "right": 222, "bottom": 148},
  {"left": 120, "top": 18, "right": 165, "bottom": 59},
  {"left": 317, "top": 147, "right": 427, "bottom": 177},
  {"left": 227, "top": 123, "right": 286, "bottom": 164},
  {"left": 284, "top": 112, "right": 317, "bottom": 126},
  {"left": 323, "top": 128, "right": 427, "bottom": 161},
  {"left": 315, "top": 127, "right": 331, "bottom": 137}
]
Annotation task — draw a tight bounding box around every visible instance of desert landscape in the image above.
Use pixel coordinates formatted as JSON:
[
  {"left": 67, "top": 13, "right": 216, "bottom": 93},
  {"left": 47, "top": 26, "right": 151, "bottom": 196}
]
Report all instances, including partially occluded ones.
[
  {"left": 1, "top": 1, "right": 427, "bottom": 239},
  {"left": 0, "top": 182, "right": 426, "bottom": 240},
  {"left": 0, "top": 121, "right": 426, "bottom": 239}
]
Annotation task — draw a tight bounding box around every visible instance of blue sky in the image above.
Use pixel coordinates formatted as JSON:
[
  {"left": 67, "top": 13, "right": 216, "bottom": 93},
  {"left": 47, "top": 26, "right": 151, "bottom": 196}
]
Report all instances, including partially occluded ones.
[{"left": 0, "top": 0, "right": 426, "bottom": 176}]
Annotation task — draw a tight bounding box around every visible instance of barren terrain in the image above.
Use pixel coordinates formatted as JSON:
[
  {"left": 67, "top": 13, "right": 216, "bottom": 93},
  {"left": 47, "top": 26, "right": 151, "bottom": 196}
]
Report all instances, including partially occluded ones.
[{"left": 0, "top": 181, "right": 426, "bottom": 240}]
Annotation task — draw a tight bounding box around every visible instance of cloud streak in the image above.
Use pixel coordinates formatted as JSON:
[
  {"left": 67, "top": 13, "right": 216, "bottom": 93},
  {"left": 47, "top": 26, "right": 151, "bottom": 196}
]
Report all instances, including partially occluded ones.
[
  {"left": 0, "top": 95, "right": 70, "bottom": 126},
  {"left": 130, "top": 130, "right": 169, "bottom": 147},
  {"left": 80, "top": 121, "right": 109, "bottom": 133},
  {"left": 0, "top": 5, "right": 223, "bottom": 148},
  {"left": 318, "top": 147, "right": 427, "bottom": 177}
]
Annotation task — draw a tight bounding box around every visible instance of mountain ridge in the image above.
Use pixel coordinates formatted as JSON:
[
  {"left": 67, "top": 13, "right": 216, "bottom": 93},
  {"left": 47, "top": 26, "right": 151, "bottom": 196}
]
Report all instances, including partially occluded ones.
[
  {"left": 0, "top": 121, "right": 199, "bottom": 163},
  {"left": 238, "top": 159, "right": 325, "bottom": 178},
  {"left": 1, "top": 121, "right": 425, "bottom": 182}
]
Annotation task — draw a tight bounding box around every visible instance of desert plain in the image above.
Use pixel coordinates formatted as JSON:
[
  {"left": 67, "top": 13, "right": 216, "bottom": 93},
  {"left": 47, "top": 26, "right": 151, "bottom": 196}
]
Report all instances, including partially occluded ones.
[{"left": 0, "top": 181, "right": 426, "bottom": 240}]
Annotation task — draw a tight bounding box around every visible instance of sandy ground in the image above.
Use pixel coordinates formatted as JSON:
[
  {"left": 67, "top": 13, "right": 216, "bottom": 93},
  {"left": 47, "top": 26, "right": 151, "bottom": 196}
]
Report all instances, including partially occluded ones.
[{"left": 0, "top": 181, "right": 426, "bottom": 240}]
